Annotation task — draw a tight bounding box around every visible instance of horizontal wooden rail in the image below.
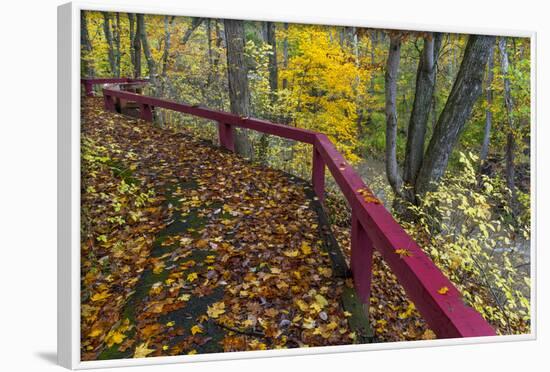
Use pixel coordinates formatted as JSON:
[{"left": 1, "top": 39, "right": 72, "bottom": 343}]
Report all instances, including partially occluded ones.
[
  {"left": 80, "top": 78, "right": 148, "bottom": 97},
  {"left": 82, "top": 78, "right": 496, "bottom": 339}
]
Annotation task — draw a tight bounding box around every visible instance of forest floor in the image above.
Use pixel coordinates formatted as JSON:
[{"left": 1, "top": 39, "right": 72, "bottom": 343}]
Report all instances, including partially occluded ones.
[{"left": 80, "top": 97, "right": 379, "bottom": 360}]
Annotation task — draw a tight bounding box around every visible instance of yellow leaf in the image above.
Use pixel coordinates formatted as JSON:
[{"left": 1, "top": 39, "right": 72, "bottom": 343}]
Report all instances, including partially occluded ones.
[
  {"left": 295, "top": 299, "right": 309, "bottom": 312},
  {"left": 422, "top": 329, "right": 437, "bottom": 340},
  {"left": 88, "top": 327, "right": 103, "bottom": 338},
  {"left": 188, "top": 349, "right": 198, "bottom": 355},
  {"left": 395, "top": 248, "right": 413, "bottom": 258},
  {"left": 91, "top": 290, "right": 111, "bottom": 302},
  {"left": 301, "top": 241, "right": 312, "bottom": 255},
  {"left": 133, "top": 342, "right": 154, "bottom": 358},
  {"left": 191, "top": 325, "right": 203, "bottom": 335},
  {"left": 166, "top": 321, "right": 175, "bottom": 327},
  {"left": 283, "top": 249, "right": 299, "bottom": 257},
  {"left": 187, "top": 272, "right": 198, "bottom": 282},
  {"left": 105, "top": 329, "right": 126, "bottom": 347},
  {"left": 318, "top": 267, "right": 332, "bottom": 278},
  {"left": 314, "top": 294, "right": 328, "bottom": 309},
  {"left": 437, "top": 286, "right": 449, "bottom": 295},
  {"left": 178, "top": 294, "right": 191, "bottom": 302},
  {"left": 207, "top": 301, "right": 226, "bottom": 318}
]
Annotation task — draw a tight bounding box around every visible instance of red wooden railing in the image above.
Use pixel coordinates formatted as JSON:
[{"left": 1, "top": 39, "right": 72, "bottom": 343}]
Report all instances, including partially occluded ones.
[{"left": 82, "top": 78, "right": 496, "bottom": 339}]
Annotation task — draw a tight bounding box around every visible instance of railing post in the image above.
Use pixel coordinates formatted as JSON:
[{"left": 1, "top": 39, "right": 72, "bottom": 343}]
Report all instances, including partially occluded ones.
[
  {"left": 312, "top": 146, "right": 325, "bottom": 202},
  {"left": 84, "top": 81, "right": 94, "bottom": 97},
  {"left": 103, "top": 94, "right": 115, "bottom": 112},
  {"left": 351, "top": 212, "right": 374, "bottom": 308},
  {"left": 139, "top": 104, "right": 154, "bottom": 122},
  {"left": 217, "top": 122, "right": 235, "bottom": 152}
]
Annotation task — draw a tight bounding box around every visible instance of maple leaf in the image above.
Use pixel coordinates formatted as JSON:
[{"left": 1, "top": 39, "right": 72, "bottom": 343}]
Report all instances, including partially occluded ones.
[
  {"left": 314, "top": 294, "right": 328, "bottom": 309},
  {"left": 318, "top": 267, "right": 332, "bottom": 278},
  {"left": 191, "top": 324, "right": 203, "bottom": 335},
  {"left": 178, "top": 294, "right": 191, "bottom": 302},
  {"left": 395, "top": 248, "right": 413, "bottom": 258},
  {"left": 422, "top": 329, "right": 437, "bottom": 340},
  {"left": 105, "top": 329, "right": 126, "bottom": 348},
  {"left": 437, "top": 286, "right": 449, "bottom": 295},
  {"left": 283, "top": 249, "right": 299, "bottom": 257},
  {"left": 133, "top": 342, "right": 154, "bottom": 358},
  {"left": 207, "top": 301, "right": 226, "bottom": 318},
  {"left": 301, "top": 241, "right": 312, "bottom": 255},
  {"left": 90, "top": 290, "right": 111, "bottom": 302}
]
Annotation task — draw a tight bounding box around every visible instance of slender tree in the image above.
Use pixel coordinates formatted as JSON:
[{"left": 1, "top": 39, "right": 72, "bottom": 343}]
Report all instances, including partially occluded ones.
[
  {"left": 480, "top": 42, "right": 496, "bottom": 165},
  {"left": 403, "top": 33, "right": 442, "bottom": 200},
  {"left": 282, "top": 23, "right": 289, "bottom": 90},
  {"left": 384, "top": 33, "right": 496, "bottom": 205},
  {"left": 80, "top": 11, "right": 94, "bottom": 77},
  {"left": 224, "top": 19, "right": 253, "bottom": 157},
  {"left": 137, "top": 14, "right": 156, "bottom": 87},
  {"left": 385, "top": 33, "right": 404, "bottom": 197},
  {"left": 127, "top": 13, "right": 136, "bottom": 75},
  {"left": 132, "top": 13, "right": 142, "bottom": 78},
  {"left": 102, "top": 12, "right": 117, "bottom": 76},
  {"left": 498, "top": 37, "right": 517, "bottom": 212},
  {"left": 264, "top": 22, "right": 279, "bottom": 97},
  {"left": 415, "top": 34, "right": 496, "bottom": 196}
]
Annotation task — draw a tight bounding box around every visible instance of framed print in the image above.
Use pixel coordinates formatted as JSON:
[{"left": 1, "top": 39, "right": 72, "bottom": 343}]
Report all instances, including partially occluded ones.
[{"left": 58, "top": 1, "right": 536, "bottom": 369}]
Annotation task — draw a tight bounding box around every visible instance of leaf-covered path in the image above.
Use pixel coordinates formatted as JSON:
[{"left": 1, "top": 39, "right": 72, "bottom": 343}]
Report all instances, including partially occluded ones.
[{"left": 80, "top": 97, "right": 366, "bottom": 360}]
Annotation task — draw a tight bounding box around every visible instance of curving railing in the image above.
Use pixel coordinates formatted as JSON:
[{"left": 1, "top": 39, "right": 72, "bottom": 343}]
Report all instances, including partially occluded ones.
[{"left": 81, "top": 78, "right": 496, "bottom": 339}]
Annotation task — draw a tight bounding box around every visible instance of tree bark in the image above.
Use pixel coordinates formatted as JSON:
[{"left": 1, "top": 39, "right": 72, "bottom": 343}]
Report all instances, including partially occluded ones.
[
  {"left": 282, "top": 23, "right": 289, "bottom": 90},
  {"left": 137, "top": 14, "right": 156, "bottom": 87},
  {"left": 102, "top": 12, "right": 117, "bottom": 76},
  {"left": 415, "top": 34, "right": 496, "bottom": 196},
  {"left": 133, "top": 14, "right": 142, "bottom": 78},
  {"left": 80, "top": 11, "right": 94, "bottom": 77},
  {"left": 480, "top": 42, "right": 495, "bottom": 164},
  {"left": 113, "top": 13, "right": 121, "bottom": 77},
  {"left": 403, "top": 33, "right": 442, "bottom": 200},
  {"left": 265, "top": 22, "right": 279, "bottom": 97},
  {"left": 384, "top": 33, "right": 404, "bottom": 198},
  {"left": 224, "top": 19, "right": 253, "bottom": 157},
  {"left": 498, "top": 37, "right": 516, "bottom": 211},
  {"left": 128, "top": 13, "right": 136, "bottom": 76},
  {"left": 181, "top": 18, "right": 204, "bottom": 46}
]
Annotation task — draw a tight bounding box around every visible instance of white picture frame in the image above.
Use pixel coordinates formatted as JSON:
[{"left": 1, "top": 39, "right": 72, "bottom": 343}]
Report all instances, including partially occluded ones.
[{"left": 58, "top": 1, "right": 537, "bottom": 369}]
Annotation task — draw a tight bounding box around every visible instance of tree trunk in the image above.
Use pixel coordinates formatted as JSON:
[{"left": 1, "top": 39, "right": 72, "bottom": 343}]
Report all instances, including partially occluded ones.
[
  {"left": 128, "top": 13, "right": 136, "bottom": 76},
  {"left": 282, "top": 23, "right": 289, "bottom": 90},
  {"left": 102, "top": 12, "right": 117, "bottom": 76},
  {"left": 113, "top": 13, "right": 121, "bottom": 77},
  {"left": 498, "top": 37, "right": 516, "bottom": 212},
  {"left": 181, "top": 18, "right": 204, "bottom": 46},
  {"left": 137, "top": 14, "right": 156, "bottom": 87},
  {"left": 384, "top": 33, "right": 404, "bottom": 198},
  {"left": 415, "top": 34, "right": 496, "bottom": 196},
  {"left": 402, "top": 33, "right": 442, "bottom": 201},
  {"left": 80, "top": 11, "right": 94, "bottom": 77},
  {"left": 133, "top": 14, "right": 142, "bottom": 78},
  {"left": 365, "top": 31, "right": 377, "bottom": 127},
  {"left": 265, "top": 22, "right": 279, "bottom": 97},
  {"left": 480, "top": 42, "right": 495, "bottom": 165},
  {"left": 224, "top": 19, "right": 253, "bottom": 157}
]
